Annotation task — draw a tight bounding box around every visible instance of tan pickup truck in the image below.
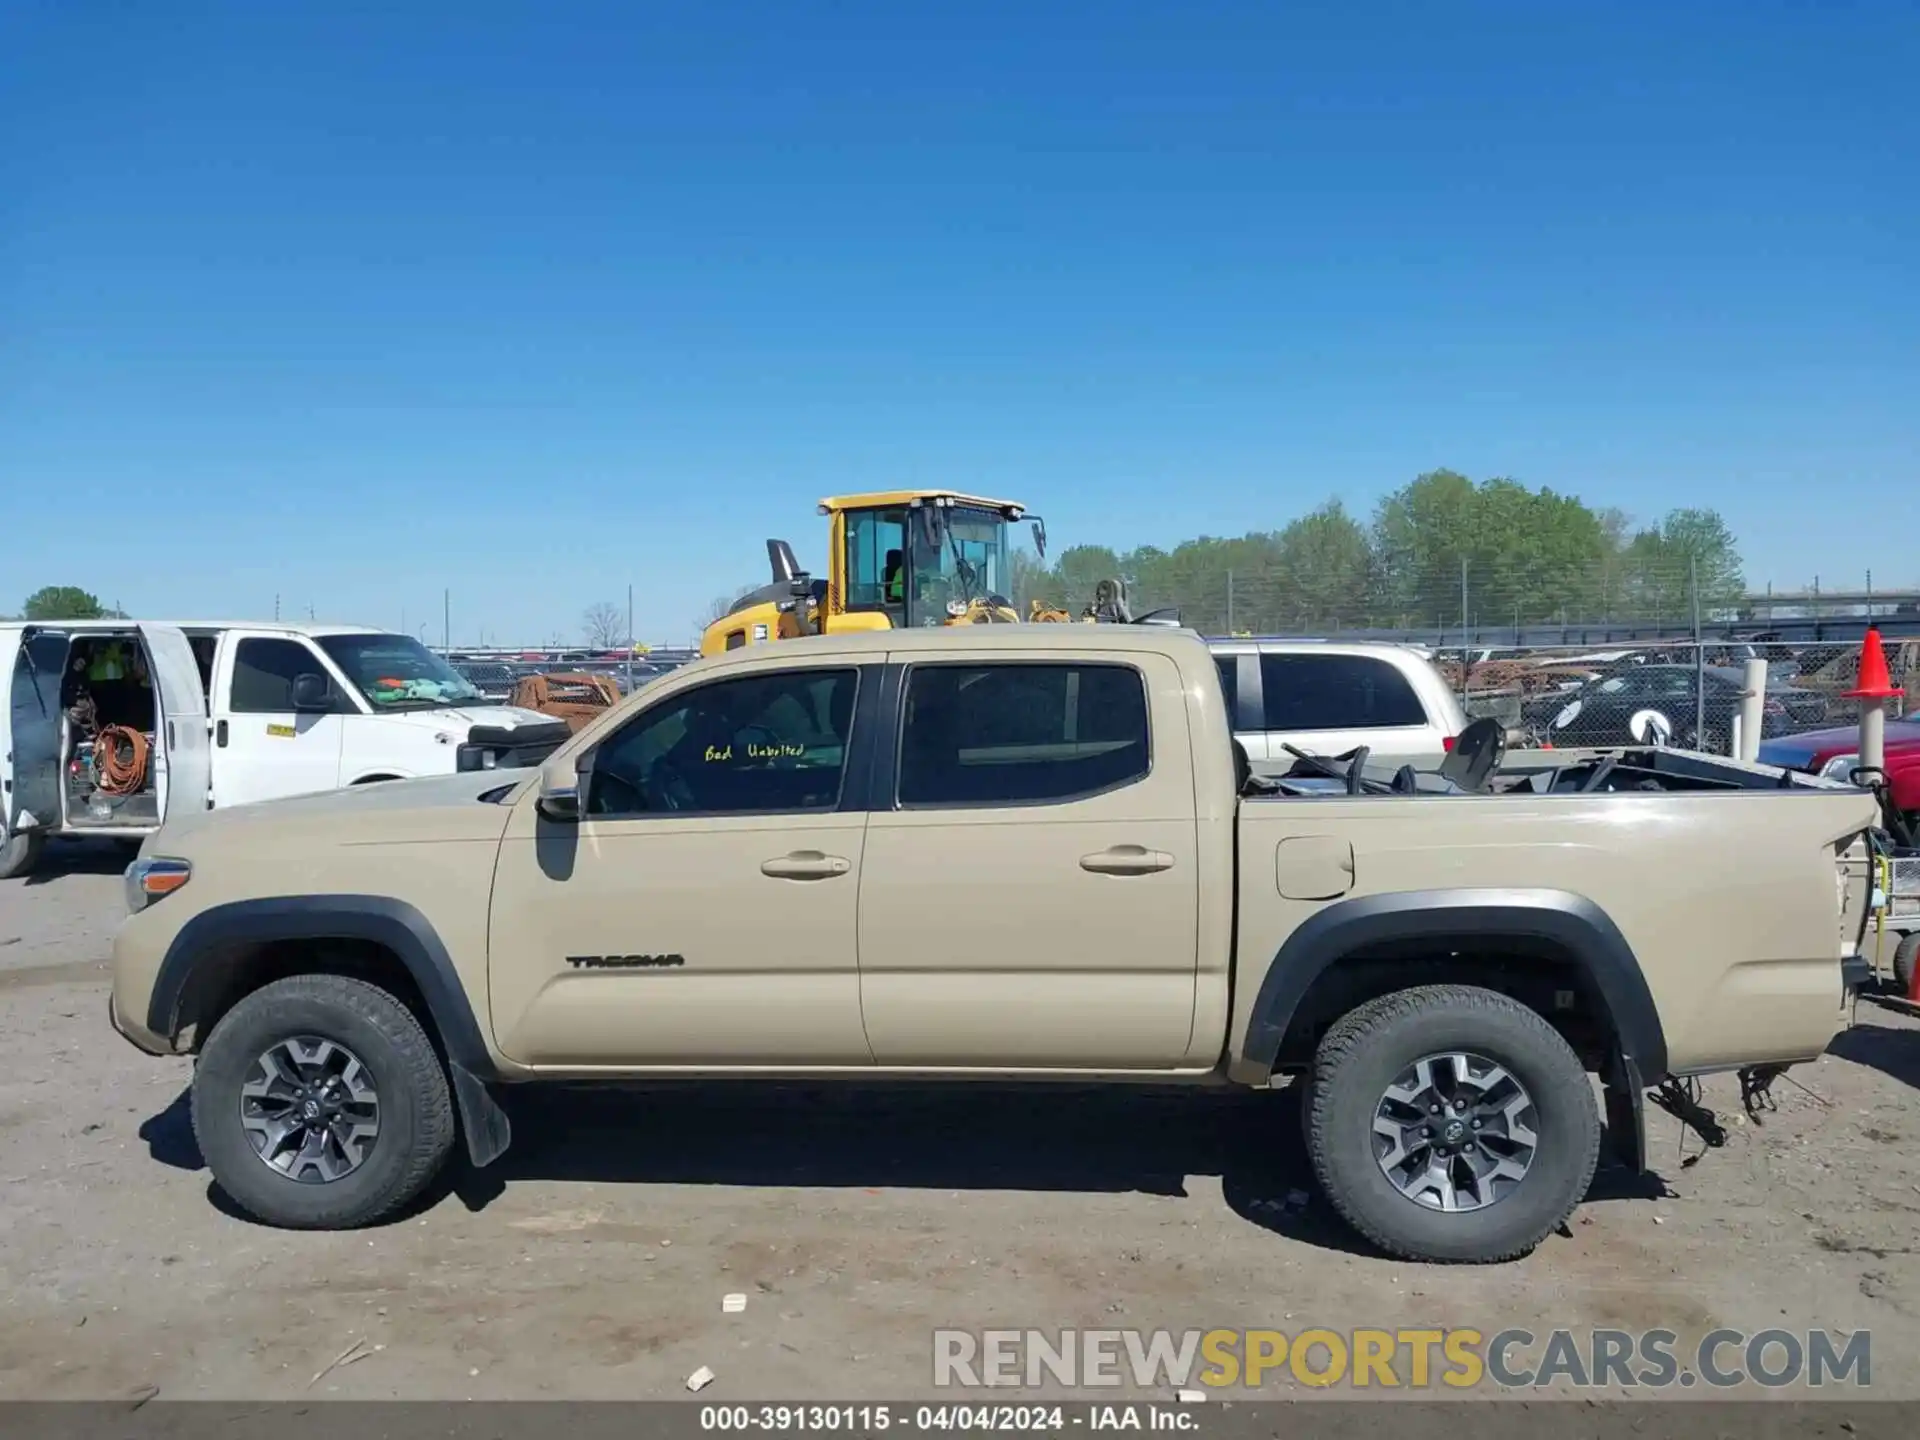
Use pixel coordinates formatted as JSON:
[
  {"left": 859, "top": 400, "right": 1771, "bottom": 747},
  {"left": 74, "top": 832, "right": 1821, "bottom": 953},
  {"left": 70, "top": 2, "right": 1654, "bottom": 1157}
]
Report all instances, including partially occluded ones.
[{"left": 109, "top": 627, "right": 1880, "bottom": 1263}]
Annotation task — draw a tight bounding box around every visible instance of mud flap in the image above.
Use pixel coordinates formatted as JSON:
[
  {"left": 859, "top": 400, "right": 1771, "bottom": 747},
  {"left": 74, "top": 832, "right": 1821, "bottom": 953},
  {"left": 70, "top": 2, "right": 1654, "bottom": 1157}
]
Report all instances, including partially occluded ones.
[
  {"left": 1603, "top": 1051, "right": 1647, "bottom": 1173},
  {"left": 448, "top": 1060, "right": 512, "bottom": 1169}
]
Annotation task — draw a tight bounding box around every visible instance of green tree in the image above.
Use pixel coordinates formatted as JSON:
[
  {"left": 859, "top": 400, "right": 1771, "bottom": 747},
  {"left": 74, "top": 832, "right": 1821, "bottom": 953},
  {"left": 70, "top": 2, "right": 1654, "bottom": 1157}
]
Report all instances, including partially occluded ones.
[
  {"left": 1618, "top": 508, "right": 1744, "bottom": 621},
  {"left": 1051, "top": 545, "right": 1125, "bottom": 614},
  {"left": 1273, "top": 500, "right": 1372, "bottom": 631},
  {"left": 938, "top": 475, "right": 1746, "bottom": 635},
  {"left": 22, "top": 585, "right": 106, "bottom": 620},
  {"left": 1369, "top": 469, "right": 1482, "bottom": 627},
  {"left": 1370, "top": 471, "right": 1616, "bottom": 631},
  {"left": 1007, "top": 548, "right": 1057, "bottom": 613}
]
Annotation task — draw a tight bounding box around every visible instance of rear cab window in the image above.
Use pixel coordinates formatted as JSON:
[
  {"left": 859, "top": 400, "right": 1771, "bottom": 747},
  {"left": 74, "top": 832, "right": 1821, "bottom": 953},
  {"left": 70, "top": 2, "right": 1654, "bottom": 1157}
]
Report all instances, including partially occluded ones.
[
  {"left": 1257, "top": 652, "right": 1427, "bottom": 731},
  {"left": 897, "top": 662, "right": 1150, "bottom": 806}
]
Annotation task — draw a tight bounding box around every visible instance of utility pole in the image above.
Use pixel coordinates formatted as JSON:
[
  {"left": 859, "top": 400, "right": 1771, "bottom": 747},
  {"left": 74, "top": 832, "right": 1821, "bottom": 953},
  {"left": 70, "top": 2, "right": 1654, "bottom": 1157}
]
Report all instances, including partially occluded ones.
[
  {"left": 1691, "top": 554, "right": 1705, "bottom": 745},
  {"left": 1459, "top": 557, "right": 1470, "bottom": 658},
  {"left": 626, "top": 583, "right": 635, "bottom": 691},
  {"left": 1225, "top": 569, "right": 1234, "bottom": 634},
  {"left": 443, "top": 589, "right": 450, "bottom": 653}
]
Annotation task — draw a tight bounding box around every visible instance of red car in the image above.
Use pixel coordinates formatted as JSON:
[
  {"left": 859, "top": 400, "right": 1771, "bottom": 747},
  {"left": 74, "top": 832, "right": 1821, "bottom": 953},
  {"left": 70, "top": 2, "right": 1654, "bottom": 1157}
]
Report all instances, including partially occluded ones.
[{"left": 1758, "top": 719, "right": 1920, "bottom": 824}]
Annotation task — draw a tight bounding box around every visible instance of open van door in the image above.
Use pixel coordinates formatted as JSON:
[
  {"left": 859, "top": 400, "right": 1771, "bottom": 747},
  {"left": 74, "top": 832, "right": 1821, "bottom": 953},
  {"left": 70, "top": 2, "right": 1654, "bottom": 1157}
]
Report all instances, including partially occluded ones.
[
  {"left": 139, "top": 624, "right": 211, "bottom": 823},
  {"left": 5, "top": 626, "right": 65, "bottom": 836}
]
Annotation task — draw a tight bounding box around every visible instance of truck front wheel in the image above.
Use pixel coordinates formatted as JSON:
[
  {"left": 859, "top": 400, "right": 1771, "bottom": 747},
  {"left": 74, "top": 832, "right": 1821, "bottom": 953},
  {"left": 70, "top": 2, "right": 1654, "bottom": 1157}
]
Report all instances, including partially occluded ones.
[
  {"left": 191, "top": 974, "right": 455, "bottom": 1229},
  {"left": 1304, "top": 984, "right": 1599, "bottom": 1264}
]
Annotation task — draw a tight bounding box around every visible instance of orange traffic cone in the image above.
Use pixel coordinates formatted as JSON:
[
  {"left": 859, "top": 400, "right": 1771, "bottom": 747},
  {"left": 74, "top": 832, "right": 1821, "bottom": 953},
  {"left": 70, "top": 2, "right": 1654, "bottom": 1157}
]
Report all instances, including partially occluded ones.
[{"left": 1847, "top": 627, "right": 1906, "bottom": 700}]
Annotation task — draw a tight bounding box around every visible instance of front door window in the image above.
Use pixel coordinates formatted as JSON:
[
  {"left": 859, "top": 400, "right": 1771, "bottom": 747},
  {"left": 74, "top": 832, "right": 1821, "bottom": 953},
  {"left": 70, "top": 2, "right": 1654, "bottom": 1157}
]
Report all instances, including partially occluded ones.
[
  {"left": 587, "top": 668, "right": 859, "bottom": 816},
  {"left": 844, "top": 510, "right": 908, "bottom": 617}
]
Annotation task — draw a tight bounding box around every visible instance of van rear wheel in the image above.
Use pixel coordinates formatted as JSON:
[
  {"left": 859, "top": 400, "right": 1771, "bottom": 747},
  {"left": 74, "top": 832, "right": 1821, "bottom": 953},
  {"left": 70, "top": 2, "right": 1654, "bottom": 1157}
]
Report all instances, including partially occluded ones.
[
  {"left": 0, "top": 828, "right": 43, "bottom": 880},
  {"left": 1304, "top": 984, "right": 1599, "bottom": 1263}
]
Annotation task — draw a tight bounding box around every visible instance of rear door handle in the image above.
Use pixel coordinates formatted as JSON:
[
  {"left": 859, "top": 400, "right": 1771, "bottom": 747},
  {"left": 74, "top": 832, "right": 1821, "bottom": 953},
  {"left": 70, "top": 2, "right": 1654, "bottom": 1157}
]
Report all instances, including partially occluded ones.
[
  {"left": 215, "top": 719, "right": 229, "bottom": 748},
  {"left": 1080, "top": 845, "right": 1175, "bottom": 876},
  {"left": 760, "top": 851, "right": 852, "bottom": 881}
]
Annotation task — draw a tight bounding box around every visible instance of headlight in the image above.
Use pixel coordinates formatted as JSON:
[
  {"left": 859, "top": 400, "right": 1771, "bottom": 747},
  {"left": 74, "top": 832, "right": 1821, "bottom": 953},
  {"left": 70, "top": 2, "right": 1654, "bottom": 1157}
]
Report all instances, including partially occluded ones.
[
  {"left": 1820, "top": 753, "right": 1860, "bottom": 781},
  {"left": 455, "top": 744, "right": 501, "bottom": 772},
  {"left": 125, "top": 857, "right": 191, "bottom": 914}
]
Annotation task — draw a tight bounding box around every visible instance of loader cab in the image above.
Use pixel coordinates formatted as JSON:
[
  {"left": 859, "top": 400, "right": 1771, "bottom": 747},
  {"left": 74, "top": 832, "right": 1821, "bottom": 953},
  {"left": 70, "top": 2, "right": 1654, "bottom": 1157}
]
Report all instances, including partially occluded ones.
[
  {"left": 697, "top": 489, "right": 1045, "bottom": 657},
  {"left": 830, "top": 491, "right": 1034, "bottom": 631}
]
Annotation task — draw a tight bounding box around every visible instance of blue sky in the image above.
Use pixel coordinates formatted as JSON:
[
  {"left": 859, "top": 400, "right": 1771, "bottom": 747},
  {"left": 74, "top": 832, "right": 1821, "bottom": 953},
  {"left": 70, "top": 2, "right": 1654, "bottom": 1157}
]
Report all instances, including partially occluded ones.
[{"left": 3, "top": 0, "right": 1914, "bottom": 643}]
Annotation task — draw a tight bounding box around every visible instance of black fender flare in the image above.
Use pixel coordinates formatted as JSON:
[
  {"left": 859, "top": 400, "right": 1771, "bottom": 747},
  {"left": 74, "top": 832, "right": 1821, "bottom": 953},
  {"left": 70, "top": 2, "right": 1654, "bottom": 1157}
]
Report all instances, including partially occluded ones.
[
  {"left": 146, "top": 895, "right": 510, "bottom": 1167},
  {"left": 1242, "top": 887, "right": 1668, "bottom": 1083}
]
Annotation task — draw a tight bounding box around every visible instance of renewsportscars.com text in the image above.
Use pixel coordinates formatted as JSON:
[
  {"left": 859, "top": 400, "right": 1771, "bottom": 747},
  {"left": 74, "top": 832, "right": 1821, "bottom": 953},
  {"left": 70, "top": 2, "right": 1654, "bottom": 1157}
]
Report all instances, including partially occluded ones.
[{"left": 933, "top": 1327, "right": 1871, "bottom": 1391}]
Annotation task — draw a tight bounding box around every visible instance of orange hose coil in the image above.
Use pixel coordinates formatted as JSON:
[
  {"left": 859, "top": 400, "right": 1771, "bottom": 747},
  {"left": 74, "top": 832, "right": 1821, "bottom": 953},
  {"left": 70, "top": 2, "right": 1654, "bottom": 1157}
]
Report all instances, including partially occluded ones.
[{"left": 94, "top": 725, "right": 150, "bottom": 796}]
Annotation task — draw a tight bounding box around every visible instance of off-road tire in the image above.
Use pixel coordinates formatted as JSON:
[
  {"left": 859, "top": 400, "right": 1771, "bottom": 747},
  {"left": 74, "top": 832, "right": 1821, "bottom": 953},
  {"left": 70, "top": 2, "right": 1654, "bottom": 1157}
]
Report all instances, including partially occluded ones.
[
  {"left": 1895, "top": 933, "right": 1920, "bottom": 998},
  {"left": 1305, "top": 984, "right": 1600, "bottom": 1264},
  {"left": 0, "top": 827, "right": 43, "bottom": 880},
  {"left": 192, "top": 974, "right": 455, "bottom": 1229}
]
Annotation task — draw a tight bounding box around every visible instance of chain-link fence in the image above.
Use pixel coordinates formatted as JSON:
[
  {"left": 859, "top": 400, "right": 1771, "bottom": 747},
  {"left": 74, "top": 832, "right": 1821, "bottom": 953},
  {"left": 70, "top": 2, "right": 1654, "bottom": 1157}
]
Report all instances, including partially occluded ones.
[
  {"left": 1031, "top": 558, "right": 1918, "bottom": 649},
  {"left": 1022, "top": 553, "right": 1915, "bottom": 759},
  {"left": 1436, "top": 639, "right": 1916, "bottom": 757}
]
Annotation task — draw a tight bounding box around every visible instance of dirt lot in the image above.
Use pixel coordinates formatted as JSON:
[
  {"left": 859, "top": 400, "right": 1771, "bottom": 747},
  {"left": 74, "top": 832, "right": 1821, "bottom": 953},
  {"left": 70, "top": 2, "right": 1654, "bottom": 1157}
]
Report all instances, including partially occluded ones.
[{"left": 4, "top": 841, "right": 1920, "bottom": 1403}]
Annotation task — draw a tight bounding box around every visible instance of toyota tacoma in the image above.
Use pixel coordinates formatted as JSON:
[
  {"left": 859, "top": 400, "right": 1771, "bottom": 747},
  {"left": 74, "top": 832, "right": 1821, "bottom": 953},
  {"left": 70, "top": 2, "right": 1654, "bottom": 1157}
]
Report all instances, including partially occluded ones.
[{"left": 110, "top": 628, "right": 1880, "bottom": 1263}]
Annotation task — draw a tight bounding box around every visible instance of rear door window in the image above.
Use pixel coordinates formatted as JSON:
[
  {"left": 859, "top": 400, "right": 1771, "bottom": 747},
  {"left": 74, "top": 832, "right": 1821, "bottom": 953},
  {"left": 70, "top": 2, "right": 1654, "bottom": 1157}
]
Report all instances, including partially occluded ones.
[
  {"left": 898, "top": 662, "right": 1150, "bottom": 806},
  {"left": 1257, "top": 653, "right": 1427, "bottom": 731}
]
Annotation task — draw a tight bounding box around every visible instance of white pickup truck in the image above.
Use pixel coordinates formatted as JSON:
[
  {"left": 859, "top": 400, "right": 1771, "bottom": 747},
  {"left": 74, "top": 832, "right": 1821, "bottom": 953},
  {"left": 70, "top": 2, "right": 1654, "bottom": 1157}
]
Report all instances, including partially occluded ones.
[{"left": 1, "top": 620, "right": 568, "bottom": 878}]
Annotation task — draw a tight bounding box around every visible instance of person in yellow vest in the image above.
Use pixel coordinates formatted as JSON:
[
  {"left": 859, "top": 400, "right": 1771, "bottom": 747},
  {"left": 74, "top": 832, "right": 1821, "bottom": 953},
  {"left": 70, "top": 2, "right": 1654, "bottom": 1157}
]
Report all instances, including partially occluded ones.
[{"left": 88, "top": 640, "right": 129, "bottom": 682}]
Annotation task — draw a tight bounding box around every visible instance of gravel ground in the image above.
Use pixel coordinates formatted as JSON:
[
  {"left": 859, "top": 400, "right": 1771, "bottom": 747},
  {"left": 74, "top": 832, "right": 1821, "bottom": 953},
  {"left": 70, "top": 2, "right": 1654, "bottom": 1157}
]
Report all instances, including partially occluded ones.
[{"left": 4, "top": 839, "right": 1920, "bottom": 1403}]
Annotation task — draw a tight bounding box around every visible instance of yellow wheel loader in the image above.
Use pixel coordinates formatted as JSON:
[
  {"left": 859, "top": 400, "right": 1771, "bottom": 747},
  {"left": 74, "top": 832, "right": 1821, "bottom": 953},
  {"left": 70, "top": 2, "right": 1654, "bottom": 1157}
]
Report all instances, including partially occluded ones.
[{"left": 700, "top": 491, "right": 1162, "bottom": 656}]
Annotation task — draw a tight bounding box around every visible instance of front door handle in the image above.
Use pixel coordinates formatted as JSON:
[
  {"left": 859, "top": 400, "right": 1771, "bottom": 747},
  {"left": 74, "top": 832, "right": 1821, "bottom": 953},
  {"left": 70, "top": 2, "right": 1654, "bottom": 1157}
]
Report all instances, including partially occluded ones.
[
  {"left": 1080, "top": 845, "right": 1175, "bottom": 876},
  {"left": 760, "top": 851, "right": 852, "bottom": 881}
]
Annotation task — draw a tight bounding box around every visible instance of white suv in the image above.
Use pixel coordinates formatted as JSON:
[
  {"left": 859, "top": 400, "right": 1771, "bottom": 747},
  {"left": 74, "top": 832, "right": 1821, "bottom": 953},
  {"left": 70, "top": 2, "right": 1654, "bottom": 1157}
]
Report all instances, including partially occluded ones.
[{"left": 1208, "top": 639, "right": 1467, "bottom": 770}]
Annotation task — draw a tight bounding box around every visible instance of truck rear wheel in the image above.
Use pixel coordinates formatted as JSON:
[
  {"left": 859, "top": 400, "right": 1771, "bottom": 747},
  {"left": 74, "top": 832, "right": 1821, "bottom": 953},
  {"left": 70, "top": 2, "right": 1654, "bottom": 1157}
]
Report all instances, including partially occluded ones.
[
  {"left": 1895, "top": 933, "right": 1919, "bottom": 997},
  {"left": 191, "top": 974, "right": 455, "bottom": 1229},
  {"left": 1304, "top": 984, "right": 1599, "bottom": 1263}
]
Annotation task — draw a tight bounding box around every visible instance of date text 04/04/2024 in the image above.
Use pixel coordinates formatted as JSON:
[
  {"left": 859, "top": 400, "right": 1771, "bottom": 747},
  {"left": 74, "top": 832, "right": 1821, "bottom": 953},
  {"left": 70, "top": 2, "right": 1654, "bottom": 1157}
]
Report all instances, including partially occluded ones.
[{"left": 698, "top": 1405, "right": 1198, "bottom": 1432}]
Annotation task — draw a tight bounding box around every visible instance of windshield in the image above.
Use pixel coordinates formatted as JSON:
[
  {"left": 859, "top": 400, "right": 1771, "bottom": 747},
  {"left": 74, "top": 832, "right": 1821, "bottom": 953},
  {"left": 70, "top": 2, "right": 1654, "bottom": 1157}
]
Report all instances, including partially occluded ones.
[
  {"left": 317, "top": 634, "right": 486, "bottom": 709},
  {"left": 905, "top": 506, "right": 1012, "bottom": 626}
]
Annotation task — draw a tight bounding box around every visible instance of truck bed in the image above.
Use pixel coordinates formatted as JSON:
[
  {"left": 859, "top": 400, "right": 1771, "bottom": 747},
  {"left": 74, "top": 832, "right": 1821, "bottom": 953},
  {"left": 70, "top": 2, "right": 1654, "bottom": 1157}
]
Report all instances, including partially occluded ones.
[
  {"left": 1230, "top": 745, "right": 1879, "bottom": 1081},
  {"left": 1258, "top": 744, "right": 1860, "bottom": 798}
]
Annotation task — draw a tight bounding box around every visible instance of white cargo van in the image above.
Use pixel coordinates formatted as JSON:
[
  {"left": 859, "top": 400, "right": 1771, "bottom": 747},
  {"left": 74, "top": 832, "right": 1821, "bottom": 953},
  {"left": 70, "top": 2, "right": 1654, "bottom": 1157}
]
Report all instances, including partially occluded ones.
[{"left": 0, "top": 620, "right": 568, "bottom": 878}]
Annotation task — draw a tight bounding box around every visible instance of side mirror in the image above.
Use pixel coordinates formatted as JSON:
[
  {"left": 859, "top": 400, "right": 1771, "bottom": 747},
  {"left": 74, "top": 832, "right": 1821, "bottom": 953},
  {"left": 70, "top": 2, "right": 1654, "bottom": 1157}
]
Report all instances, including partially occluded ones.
[
  {"left": 291, "top": 673, "right": 335, "bottom": 712},
  {"left": 536, "top": 751, "right": 590, "bottom": 821},
  {"left": 1030, "top": 517, "right": 1048, "bottom": 558}
]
